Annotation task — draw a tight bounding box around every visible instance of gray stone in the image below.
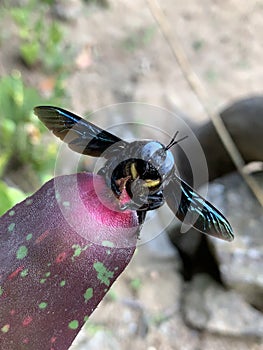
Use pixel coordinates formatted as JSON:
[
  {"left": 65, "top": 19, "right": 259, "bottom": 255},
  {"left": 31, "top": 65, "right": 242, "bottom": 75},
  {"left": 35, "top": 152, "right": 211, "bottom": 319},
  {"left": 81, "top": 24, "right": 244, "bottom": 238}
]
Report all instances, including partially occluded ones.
[
  {"left": 183, "top": 274, "right": 263, "bottom": 338},
  {"left": 71, "top": 330, "right": 121, "bottom": 350},
  {"left": 205, "top": 172, "right": 263, "bottom": 309},
  {"left": 200, "top": 333, "right": 263, "bottom": 350}
]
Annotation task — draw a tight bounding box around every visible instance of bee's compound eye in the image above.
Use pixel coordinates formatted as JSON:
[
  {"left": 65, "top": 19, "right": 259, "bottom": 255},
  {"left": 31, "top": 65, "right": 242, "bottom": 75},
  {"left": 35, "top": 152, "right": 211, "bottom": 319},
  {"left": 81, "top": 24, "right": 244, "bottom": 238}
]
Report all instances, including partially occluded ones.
[
  {"left": 140, "top": 142, "right": 175, "bottom": 177},
  {"left": 140, "top": 141, "right": 165, "bottom": 160}
]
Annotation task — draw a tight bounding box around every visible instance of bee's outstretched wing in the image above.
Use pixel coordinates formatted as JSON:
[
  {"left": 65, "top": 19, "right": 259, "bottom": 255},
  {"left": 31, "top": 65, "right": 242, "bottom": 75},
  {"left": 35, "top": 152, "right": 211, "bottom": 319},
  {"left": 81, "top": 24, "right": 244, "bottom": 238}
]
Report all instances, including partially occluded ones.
[
  {"left": 164, "top": 174, "right": 234, "bottom": 241},
  {"left": 34, "top": 106, "right": 127, "bottom": 157}
]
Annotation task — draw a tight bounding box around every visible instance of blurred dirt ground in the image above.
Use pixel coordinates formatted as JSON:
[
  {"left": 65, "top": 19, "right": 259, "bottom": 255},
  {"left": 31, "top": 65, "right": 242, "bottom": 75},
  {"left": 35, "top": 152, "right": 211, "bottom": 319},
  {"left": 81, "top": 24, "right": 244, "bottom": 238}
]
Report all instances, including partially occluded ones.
[
  {"left": 65, "top": 1, "right": 263, "bottom": 349},
  {"left": 1, "top": 0, "right": 263, "bottom": 349},
  {"left": 63, "top": 0, "right": 263, "bottom": 118}
]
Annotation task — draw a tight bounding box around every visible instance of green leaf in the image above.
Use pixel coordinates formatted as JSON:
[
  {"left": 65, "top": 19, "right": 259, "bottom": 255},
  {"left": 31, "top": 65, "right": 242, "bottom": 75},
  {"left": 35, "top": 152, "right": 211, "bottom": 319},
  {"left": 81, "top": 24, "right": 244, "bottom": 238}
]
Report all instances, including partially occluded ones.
[
  {"left": 0, "top": 181, "right": 26, "bottom": 216},
  {"left": 20, "top": 42, "right": 40, "bottom": 66}
]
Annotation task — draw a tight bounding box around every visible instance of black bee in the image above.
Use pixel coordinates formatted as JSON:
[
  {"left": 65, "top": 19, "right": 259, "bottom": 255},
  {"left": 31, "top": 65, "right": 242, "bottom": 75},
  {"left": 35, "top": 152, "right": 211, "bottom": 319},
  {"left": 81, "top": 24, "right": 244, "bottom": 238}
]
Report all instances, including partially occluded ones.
[{"left": 34, "top": 106, "right": 234, "bottom": 242}]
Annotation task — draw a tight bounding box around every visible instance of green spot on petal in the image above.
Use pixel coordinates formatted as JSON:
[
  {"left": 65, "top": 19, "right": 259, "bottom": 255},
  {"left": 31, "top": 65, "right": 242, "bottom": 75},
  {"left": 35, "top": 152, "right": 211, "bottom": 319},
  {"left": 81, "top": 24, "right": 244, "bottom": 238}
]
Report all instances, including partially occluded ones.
[
  {"left": 1, "top": 324, "right": 10, "bottom": 333},
  {"left": 40, "top": 278, "right": 46, "bottom": 284},
  {"left": 60, "top": 280, "right": 66, "bottom": 287},
  {"left": 84, "top": 315, "right": 89, "bottom": 322},
  {"left": 39, "top": 302, "right": 48, "bottom": 309},
  {"left": 84, "top": 288, "right": 93, "bottom": 302},
  {"left": 55, "top": 192, "right": 61, "bottom": 201},
  {"left": 71, "top": 244, "right": 88, "bottom": 260},
  {"left": 26, "top": 198, "right": 33, "bottom": 205},
  {"left": 63, "top": 201, "right": 70, "bottom": 207},
  {"left": 20, "top": 268, "right": 29, "bottom": 277},
  {"left": 0, "top": 286, "right": 3, "bottom": 296},
  {"left": 16, "top": 246, "right": 28, "bottom": 260},
  {"left": 93, "top": 262, "right": 114, "bottom": 286},
  {"left": 106, "top": 250, "right": 111, "bottom": 255},
  {"left": 45, "top": 272, "right": 51, "bottom": 277},
  {"left": 102, "top": 240, "right": 115, "bottom": 248},
  {"left": 9, "top": 210, "right": 15, "bottom": 216},
  {"left": 26, "top": 233, "right": 33, "bottom": 241},
  {"left": 8, "top": 223, "right": 15, "bottom": 232},
  {"left": 72, "top": 245, "right": 81, "bottom": 258},
  {"left": 68, "top": 320, "right": 79, "bottom": 330}
]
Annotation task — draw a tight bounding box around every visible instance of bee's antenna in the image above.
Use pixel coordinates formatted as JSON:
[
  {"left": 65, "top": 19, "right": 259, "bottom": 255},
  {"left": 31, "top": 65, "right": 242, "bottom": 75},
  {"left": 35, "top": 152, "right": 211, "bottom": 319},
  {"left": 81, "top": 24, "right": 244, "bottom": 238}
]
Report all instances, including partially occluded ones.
[{"left": 165, "top": 131, "right": 188, "bottom": 150}]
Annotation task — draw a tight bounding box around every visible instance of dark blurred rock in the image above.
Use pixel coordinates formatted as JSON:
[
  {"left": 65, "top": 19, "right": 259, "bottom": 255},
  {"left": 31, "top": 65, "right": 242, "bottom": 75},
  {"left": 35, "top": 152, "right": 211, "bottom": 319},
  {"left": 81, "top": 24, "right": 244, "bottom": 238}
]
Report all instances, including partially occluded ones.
[
  {"left": 183, "top": 274, "right": 263, "bottom": 338},
  {"left": 168, "top": 226, "right": 221, "bottom": 281},
  {"left": 206, "top": 172, "right": 263, "bottom": 310},
  {"left": 168, "top": 96, "right": 263, "bottom": 283},
  {"left": 175, "top": 96, "right": 263, "bottom": 185}
]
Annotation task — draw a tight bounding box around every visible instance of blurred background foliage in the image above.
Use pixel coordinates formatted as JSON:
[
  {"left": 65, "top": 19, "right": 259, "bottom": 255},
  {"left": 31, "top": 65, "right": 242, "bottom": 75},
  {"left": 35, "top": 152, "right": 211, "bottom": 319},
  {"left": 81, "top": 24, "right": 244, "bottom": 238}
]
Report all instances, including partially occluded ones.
[{"left": 0, "top": 0, "right": 70, "bottom": 215}]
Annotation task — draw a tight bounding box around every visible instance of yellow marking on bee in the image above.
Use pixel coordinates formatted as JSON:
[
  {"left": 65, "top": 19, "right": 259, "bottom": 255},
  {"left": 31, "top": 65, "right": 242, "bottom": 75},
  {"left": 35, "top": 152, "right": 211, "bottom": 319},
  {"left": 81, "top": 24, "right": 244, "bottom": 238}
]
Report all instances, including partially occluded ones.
[
  {"left": 130, "top": 162, "right": 139, "bottom": 180},
  {"left": 143, "top": 179, "right": 161, "bottom": 188}
]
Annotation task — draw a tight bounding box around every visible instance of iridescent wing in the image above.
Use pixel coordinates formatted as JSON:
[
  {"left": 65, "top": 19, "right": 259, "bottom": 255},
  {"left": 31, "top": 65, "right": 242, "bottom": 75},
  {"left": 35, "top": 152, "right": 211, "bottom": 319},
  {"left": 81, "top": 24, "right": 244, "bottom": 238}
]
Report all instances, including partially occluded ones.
[
  {"left": 164, "top": 174, "right": 234, "bottom": 241},
  {"left": 34, "top": 106, "right": 127, "bottom": 157}
]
